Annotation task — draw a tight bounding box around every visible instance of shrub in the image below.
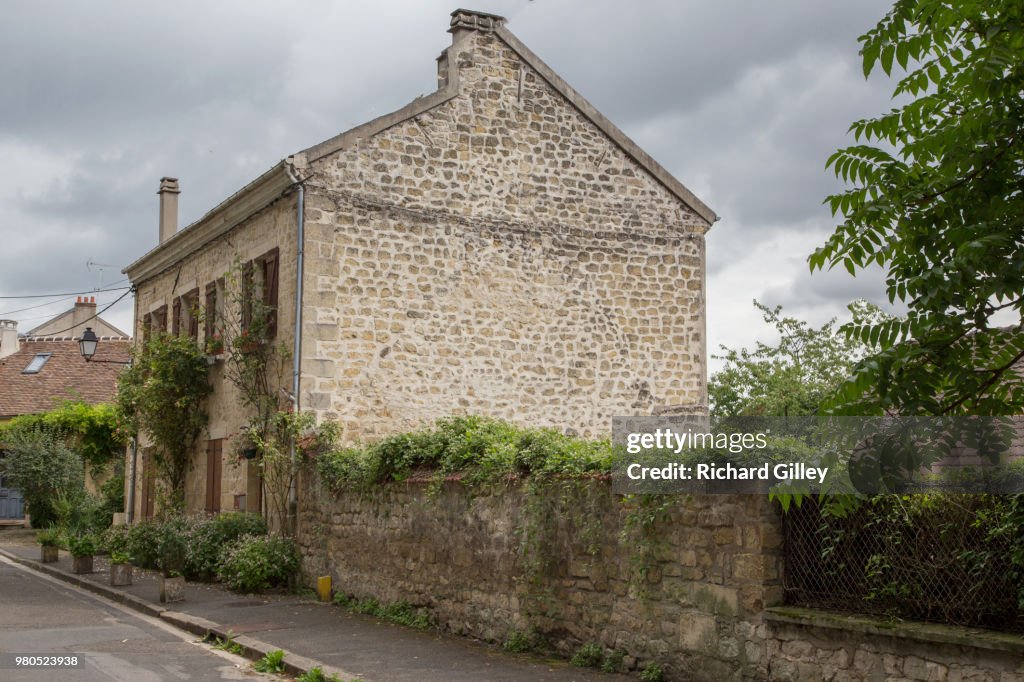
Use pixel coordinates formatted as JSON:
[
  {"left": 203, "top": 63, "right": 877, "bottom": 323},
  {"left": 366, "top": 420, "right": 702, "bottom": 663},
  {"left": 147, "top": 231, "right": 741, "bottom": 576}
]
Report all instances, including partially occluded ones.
[
  {"left": 570, "top": 642, "right": 604, "bottom": 669},
  {"left": 126, "top": 521, "right": 163, "bottom": 569},
  {"left": 185, "top": 512, "right": 267, "bottom": 580},
  {"left": 316, "top": 416, "right": 614, "bottom": 491},
  {"left": 601, "top": 649, "right": 625, "bottom": 673},
  {"left": 640, "top": 662, "right": 664, "bottom": 682},
  {"left": 68, "top": 534, "right": 97, "bottom": 558},
  {"left": 101, "top": 524, "right": 131, "bottom": 555},
  {"left": 37, "top": 528, "right": 60, "bottom": 547},
  {"left": 109, "top": 550, "right": 131, "bottom": 565},
  {"left": 297, "top": 667, "right": 342, "bottom": 682},
  {"left": 0, "top": 426, "right": 84, "bottom": 528},
  {"left": 217, "top": 534, "right": 299, "bottom": 592}
]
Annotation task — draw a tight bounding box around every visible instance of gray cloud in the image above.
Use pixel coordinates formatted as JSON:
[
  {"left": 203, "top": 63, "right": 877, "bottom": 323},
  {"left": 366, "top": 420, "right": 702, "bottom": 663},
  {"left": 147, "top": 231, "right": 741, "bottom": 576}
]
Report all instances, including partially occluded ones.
[{"left": 0, "top": 0, "right": 904, "bottom": 363}]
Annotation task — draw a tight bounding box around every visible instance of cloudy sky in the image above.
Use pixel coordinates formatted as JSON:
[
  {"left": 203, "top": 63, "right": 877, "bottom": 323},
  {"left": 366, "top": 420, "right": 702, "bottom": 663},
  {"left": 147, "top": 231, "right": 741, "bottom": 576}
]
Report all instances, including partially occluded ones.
[{"left": 0, "top": 0, "right": 901, "bottom": 370}]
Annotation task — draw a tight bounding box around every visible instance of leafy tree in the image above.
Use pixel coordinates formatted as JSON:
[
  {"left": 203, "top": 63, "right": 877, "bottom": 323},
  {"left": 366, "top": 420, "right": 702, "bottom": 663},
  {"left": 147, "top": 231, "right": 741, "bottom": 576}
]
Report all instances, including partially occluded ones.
[
  {"left": 710, "top": 300, "right": 887, "bottom": 416},
  {"left": 116, "top": 334, "right": 211, "bottom": 511},
  {"left": 812, "top": 0, "right": 1024, "bottom": 415},
  {"left": 0, "top": 400, "right": 126, "bottom": 474},
  {"left": 0, "top": 427, "right": 84, "bottom": 528}
]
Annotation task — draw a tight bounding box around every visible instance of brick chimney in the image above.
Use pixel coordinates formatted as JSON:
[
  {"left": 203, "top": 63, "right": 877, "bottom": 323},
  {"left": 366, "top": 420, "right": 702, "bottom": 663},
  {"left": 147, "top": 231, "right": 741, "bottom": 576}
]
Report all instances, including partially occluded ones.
[
  {"left": 0, "top": 319, "right": 18, "bottom": 360},
  {"left": 71, "top": 296, "right": 97, "bottom": 338},
  {"left": 448, "top": 8, "right": 506, "bottom": 44},
  {"left": 158, "top": 177, "right": 180, "bottom": 244}
]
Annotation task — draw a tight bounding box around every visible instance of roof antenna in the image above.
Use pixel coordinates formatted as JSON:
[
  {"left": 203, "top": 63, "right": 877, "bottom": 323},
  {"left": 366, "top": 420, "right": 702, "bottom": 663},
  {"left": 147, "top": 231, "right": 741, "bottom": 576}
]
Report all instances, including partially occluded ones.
[{"left": 87, "top": 259, "right": 114, "bottom": 291}]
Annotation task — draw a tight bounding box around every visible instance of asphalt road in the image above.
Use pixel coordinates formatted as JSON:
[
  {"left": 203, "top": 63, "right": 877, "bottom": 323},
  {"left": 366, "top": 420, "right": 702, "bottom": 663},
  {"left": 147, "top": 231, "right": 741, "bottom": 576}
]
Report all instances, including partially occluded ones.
[{"left": 0, "top": 556, "right": 270, "bottom": 681}]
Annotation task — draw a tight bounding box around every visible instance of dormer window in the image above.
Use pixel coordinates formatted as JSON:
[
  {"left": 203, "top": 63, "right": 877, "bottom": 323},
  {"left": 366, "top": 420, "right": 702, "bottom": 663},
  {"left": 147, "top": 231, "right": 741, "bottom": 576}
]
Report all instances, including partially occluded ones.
[{"left": 22, "top": 353, "right": 52, "bottom": 374}]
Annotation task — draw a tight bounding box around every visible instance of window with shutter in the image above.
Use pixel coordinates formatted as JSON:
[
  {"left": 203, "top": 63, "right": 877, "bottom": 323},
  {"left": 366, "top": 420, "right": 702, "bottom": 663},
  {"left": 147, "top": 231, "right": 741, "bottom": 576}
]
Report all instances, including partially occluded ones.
[
  {"left": 171, "top": 298, "right": 181, "bottom": 336},
  {"left": 261, "top": 247, "right": 279, "bottom": 339},
  {"left": 205, "top": 282, "right": 218, "bottom": 351},
  {"left": 205, "top": 439, "right": 223, "bottom": 513}
]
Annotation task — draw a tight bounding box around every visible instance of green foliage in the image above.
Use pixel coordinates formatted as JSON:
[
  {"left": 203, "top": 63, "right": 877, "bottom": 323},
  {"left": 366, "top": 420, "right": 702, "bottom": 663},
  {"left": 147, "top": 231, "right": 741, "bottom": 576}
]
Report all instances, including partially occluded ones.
[
  {"left": 109, "top": 550, "right": 131, "bottom": 565},
  {"left": 185, "top": 512, "right": 268, "bottom": 580},
  {"left": 98, "top": 461, "right": 125, "bottom": 523},
  {"left": 297, "top": 668, "right": 342, "bottom": 682},
  {"left": 502, "top": 629, "right": 542, "bottom": 653},
  {"left": 640, "top": 662, "right": 665, "bottom": 682},
  {"left": 125, "top": 521, "right": 163, "bottom": 569},
  {"left": 0, "top": 401, "right": 127, "bottom": 473},
  {"left": 217, "top": 534, "right": 299, "bottom": 592},
  {"left": 101, "top": 524, "right": 131, "bottom": 555},
  {"left": 52, "top": 490, "right": 110, "bottom": 536},
  {"left": 0, "top": 426, "right": 84, "bottom": 528},
  {"left": 36, "top": 528, "right": 60, "bottom": 547},
  {"left": 116, "top": 334, "right": 211, "bottom": 510},
  {"left": 331, "top": 593, "right": 431, "bottom": 629},
  {"left": 570, "top": 642, "right": 604, "bottom": 668},
  {"left": 67, "top": 534, "right": 97, "bottom": 558},
  {"left": 252, "top": 649, "right": 285, "bottom": 674},
  {"left": 812, "top": 0, "right": 1024, "bottom": 416},
  {"left": 601, "top": 649, "right": 625, "bottom": 674},
  {"left": 316, "top": 416, "right": 614, "bottom": 492},
  {"left": 157, "top": 517, "right": 189, "bottom": 578},
  {"left": 210, "top": 632, "right": 244, "bottom": 656},
  {"left": 710, "top": 300, "right": 886, "bottom": 417}
]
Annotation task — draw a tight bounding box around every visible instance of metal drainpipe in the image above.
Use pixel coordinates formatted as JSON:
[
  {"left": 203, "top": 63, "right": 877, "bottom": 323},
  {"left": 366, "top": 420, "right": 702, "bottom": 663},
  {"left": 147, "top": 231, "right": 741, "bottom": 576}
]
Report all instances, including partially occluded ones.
[
  {"left": 127, "top": 437, "right": 137, "bottom": 524},
  {"left": 287, "top": 165, "right": 305, "bottom": 532}
]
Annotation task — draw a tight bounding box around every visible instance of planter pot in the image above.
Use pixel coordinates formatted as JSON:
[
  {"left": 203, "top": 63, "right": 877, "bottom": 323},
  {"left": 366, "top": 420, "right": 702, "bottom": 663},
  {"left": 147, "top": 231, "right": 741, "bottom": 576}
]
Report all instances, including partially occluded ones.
[
  {"left": 109, "top": 563, "right": 133, "bottom": 587},
  {"left": 160, "top": 575, "right": 185, "bottom": 603},
  {"left": 242, "top": 447, "right": 258, "bottom": 460},
  {"left": 40, "top": 545, "right": 58, "bottom": 563},
  {"left": 72, "top": 555, "right": 93, "bottom": 574}
]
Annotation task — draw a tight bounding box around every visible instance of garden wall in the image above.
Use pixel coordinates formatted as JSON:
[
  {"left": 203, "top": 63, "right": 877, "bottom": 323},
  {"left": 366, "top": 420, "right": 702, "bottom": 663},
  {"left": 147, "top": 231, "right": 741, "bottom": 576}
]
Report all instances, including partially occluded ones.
[{"left": 297, "top": 475, "right": 784, "bottom": 680}]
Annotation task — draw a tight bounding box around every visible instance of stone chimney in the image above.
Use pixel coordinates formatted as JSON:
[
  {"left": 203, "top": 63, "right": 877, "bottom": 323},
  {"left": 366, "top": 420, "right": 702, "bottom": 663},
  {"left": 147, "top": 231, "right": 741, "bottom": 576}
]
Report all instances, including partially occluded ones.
[
  {"left": 0, "top": 319, "right": 18, "bottom": 360},
  {"left": 71, "top": 296, "right": 97, "bottom": 338},
  {"left": 158, "top": 177, "right": 180, "bottom": 244},
  {"left": 448, "top": 8, "right": 506, "bottom": 44}
]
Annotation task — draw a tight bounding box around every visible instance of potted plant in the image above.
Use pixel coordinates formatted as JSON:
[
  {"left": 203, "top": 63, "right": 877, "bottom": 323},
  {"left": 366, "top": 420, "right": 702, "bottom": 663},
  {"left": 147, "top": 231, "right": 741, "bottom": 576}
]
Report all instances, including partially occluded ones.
[
  {"left": 158, "top": 529, "right": 187, "bottom": 603},
  {"left": 206, "top": 331, "right": 225, "bottom": 356},
  {"left": 68, "top": 534, "right": 96, "bottom": 574},
  {"left": 109, "top": 550, "right": 133, "bottom": 586},
  {"left": 37, "top": 528, "right": 60, "bottom": 563}
]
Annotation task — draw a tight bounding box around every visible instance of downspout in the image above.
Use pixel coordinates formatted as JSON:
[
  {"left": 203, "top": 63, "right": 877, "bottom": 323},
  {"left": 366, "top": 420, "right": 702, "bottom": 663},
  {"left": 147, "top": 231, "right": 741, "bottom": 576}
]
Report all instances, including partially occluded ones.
[{"left": 286, "top": 163, "right": 305, "bottom": 533}]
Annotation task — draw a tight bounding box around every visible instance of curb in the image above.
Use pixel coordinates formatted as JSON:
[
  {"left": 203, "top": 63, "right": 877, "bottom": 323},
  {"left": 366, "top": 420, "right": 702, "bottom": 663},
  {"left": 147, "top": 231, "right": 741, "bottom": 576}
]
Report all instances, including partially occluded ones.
[{"left": 0, "top": 547, "right": 361, "bottom": 681}]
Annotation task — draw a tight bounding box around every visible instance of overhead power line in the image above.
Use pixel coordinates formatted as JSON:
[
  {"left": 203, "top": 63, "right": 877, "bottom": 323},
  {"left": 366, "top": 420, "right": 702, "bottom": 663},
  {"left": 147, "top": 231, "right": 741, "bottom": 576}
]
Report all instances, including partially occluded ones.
[
  {"left": 0, "top": 281, "right": 130, "bottom": 300},
  {"left": 31, "top": 287, "right": 134, "bottom": 337}
]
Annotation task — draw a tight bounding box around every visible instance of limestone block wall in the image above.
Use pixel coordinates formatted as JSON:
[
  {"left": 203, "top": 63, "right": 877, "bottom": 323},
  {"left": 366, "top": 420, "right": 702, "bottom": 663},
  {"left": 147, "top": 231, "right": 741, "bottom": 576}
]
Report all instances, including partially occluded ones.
[
  {"left": 296, "top": 28, "right": 710, "bottom": 441},
  {"left": 129, "top": 197, "right": 298, "bottom": 518},
  {"left": 765, "top": 609, "right": 1024, "bottom": 681},
  {"left": 297, "top": 477, "right": 784, "bottom": 681}
]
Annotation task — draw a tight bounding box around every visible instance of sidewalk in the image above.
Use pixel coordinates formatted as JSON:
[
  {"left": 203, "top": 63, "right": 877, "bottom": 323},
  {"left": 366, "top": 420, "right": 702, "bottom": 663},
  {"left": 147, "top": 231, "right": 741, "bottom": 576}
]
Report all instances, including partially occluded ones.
[{"left": 0, "top": 539, "right": 631, "bottom": 682}]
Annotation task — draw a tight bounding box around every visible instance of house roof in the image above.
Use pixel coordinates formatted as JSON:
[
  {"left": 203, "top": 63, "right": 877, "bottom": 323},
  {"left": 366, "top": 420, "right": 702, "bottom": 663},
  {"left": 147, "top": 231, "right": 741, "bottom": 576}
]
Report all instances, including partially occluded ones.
[
  {"left": 125, "top": 8, "right": 716, "bottom": 284},
  {"left": 0, "top": 338, "right": 130, "bottom": 419}
]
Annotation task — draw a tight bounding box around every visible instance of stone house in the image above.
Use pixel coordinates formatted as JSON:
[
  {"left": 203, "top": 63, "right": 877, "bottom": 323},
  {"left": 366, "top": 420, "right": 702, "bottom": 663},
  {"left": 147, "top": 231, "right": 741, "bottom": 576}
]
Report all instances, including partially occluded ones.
[{"left": 123, "top": 8, "right": 715, "bottom": 519}]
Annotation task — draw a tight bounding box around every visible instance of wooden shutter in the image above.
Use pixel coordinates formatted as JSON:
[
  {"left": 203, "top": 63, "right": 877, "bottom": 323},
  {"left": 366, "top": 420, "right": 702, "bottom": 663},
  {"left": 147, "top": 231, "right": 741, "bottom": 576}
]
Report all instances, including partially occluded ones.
[
  {"left": 205, "top": 439, "right": 223, "bottom": 513},
  {"left": 171, "top": 297, "right": 181, "bottom": 336},
  {"left": 262, "top": 248, "right": 279, "bottom": 338},
  {"left": 241, "top": 261, "right": 254, "bottom": 332},
  {"left": 186, "top": 289, "right": 200, "bottom": 340},
  {"left": 204, "top": 282, "right": 217, "bottom": 347},
  {"left": 142, "top": 313, "right": 152, "bottom": 341}
]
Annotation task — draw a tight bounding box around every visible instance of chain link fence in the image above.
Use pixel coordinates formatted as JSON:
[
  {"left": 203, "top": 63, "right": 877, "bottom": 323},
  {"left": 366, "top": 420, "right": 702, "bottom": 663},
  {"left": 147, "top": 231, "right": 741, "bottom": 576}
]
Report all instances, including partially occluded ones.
[{"left": 783, "top": 495, "right": 1024, "bottom": 633}]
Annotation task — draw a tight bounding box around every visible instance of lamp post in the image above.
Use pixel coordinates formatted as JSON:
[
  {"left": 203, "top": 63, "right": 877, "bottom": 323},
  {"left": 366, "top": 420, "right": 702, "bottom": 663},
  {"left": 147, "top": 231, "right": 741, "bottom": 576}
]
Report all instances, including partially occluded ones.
[{"left": 78, "top": 327, "right": 131, "bottom": 365}]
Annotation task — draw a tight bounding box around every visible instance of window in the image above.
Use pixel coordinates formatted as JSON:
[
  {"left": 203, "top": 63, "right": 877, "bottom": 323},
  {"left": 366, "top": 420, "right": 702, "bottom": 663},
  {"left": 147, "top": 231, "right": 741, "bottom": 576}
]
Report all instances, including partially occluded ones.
[
  {"left": 173, "top": 289, "right": 200, "bottom": 340},
  {"left": 241, "top": 248, "right": 280, "bottom": 340},
  {"left": 260, "top": 247, "right": 280, "bottom": 339},
  {"left": 22, "top": 353, "right": 51, "bottom": 374},
  {"left": 150, "top": 305, "right": 168, "bottom": 334},
  {"left": 205, "top": 439, "right": 223, "bottom": 513}
]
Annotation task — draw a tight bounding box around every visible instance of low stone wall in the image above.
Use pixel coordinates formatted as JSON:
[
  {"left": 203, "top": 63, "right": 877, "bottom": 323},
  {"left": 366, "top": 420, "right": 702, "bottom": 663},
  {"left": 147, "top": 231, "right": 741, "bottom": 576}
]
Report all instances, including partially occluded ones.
[
  {"left": 297, "top": 475, "right": 783, "bottom": 680},
  {"left": 766, "top": 608, "right": 1024, "bottom": 681}
]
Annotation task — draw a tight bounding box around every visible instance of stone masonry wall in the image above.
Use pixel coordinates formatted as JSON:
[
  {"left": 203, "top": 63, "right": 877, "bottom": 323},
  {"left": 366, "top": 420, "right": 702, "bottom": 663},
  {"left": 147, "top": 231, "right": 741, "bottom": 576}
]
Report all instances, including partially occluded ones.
[
  {"left": 130, "top": 196, "right": 298, "bottom": 518},
  {"left": 295, "top": 28, "right": 709, "bottom": 441},
  {"left": 298, "top": 476, "right": 783, "bottom": 681},
  {"left": 766, "top": 612, "right": 1024, "bottom": 681}
]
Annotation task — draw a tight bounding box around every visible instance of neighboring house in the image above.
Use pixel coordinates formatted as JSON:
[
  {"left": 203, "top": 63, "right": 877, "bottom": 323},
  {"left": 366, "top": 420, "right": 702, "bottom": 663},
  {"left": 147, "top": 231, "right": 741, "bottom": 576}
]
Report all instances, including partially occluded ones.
[
  {"left": 123, "top": 9, "right": 715, "bottom": 519},
  {"left": 0, "top": 298, "right": 130, "bottom": 521}
]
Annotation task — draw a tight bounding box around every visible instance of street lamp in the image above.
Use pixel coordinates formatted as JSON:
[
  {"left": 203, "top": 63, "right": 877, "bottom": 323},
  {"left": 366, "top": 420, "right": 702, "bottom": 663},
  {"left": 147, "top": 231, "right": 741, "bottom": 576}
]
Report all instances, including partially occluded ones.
[{"left": 79, "top": 327, "right": 130, "bottom": 365}]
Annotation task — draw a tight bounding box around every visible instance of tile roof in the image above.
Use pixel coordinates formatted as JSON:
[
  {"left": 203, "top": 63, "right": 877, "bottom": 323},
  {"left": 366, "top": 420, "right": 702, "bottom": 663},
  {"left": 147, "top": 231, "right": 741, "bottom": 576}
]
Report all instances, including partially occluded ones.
[{"left": 0, "top": 338, "right": 130, "bottom": 418}]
